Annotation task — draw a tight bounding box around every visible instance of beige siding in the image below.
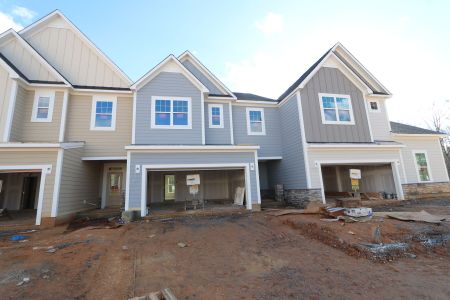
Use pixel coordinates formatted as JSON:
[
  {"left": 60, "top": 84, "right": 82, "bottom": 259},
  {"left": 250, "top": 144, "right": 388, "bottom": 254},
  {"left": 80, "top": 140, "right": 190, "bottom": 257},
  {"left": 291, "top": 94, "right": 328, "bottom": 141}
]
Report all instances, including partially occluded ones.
[
  {"left": 25, "top": 26, "right": 128, "bottom": 88},
  {"left": 58, "top": 147, "right": 101, "bottom": 216},
  {"left": 0, "top": 150, "right": 58, "bottom": 217},
  {"left": 0, "top": 37, "right": 59, "bottom": 82},
  {"left": 367, "top": 98, "right": 392, "bottom": 141},
  {"left": 65, "top": 94, "right": 132, "bottom": 157},
  {"left": 0, "top": 66, "right": 14, "bottom": 141},
  {"left": 396, "top": 136, "right": 450, "bottom": 183},
  {"left": 307, "top": 148, "right": 403, "bottom": 188},
  {"left": 10, "top": 87, "right": 63, "bottom": 142}
]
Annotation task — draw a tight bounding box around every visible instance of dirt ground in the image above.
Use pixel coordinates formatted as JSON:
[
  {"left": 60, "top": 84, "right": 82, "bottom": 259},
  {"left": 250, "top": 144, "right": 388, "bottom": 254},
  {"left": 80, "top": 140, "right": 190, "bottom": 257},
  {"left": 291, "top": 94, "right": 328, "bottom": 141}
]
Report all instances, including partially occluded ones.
[{"left": 0, "top": 200, "right": 449, "bottom": 300}]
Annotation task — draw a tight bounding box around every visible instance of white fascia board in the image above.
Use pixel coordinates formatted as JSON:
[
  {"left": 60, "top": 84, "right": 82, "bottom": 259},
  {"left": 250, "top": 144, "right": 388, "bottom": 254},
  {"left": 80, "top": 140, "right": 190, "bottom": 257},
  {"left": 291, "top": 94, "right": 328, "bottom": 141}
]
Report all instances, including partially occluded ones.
[
  {"left": 0, "top": 142, "right": 84, "bottom": 149},
  {"left": 125, "top": 145, "right": 260, "bottom": 151},
  {"left": 20, "top": 10, "right": 132, "bottom": 85},
  {"left": 392, "top": 133, "right": 447, "bottom": 138},
  {"left": 258, "top": 156, "right": 283, "bottom": 160},
  {"left": 82, "top": 156, "right": 127, "bottom": 161},
  {"left": 131, "top": 55, "right": 209, "bottom": 93},
  {"left": 307, "top": 143, "right": 405, "bottom": 149},
  {"left": 70, "top": 88, "right": 132, "bottom": 95},
  {"left": 178, "top": 51, "right": 236, "bottom": 98}
]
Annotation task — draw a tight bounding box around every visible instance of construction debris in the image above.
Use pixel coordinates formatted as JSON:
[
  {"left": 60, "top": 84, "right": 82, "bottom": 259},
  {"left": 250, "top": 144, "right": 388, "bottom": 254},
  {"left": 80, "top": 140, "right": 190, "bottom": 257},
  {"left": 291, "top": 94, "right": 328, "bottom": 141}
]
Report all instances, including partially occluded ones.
[
  {"left": 266, "top": 202, "right": 326, "bottom": 216},
  {"left": 344, "top": 207, "right": 373, "bottom": 218},
  {"left": 16, "top": 277, "right": 30, "bottom": 286},
  {"left": 129, "top": 288, "right": 177, "bottom": 300},
  {"left": 335, "top": 198, "right": 362, "bottom": 208},
  {"left": 373, "top": 210, "right": 450, "bottom": 224},
  {"left": 177, "top": 242, "right": 187, "bottom": 248}
]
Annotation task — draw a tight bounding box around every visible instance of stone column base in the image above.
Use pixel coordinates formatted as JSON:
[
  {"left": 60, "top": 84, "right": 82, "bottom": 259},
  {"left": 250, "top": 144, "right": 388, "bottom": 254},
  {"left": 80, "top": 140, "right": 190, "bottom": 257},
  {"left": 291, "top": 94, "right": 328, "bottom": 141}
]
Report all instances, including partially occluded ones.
[
  {"left": 402, "top": 182, "right": 450, "bottom": 200},
  {"left": 284, "top": 189, "right": 322, "bottom": 208}
]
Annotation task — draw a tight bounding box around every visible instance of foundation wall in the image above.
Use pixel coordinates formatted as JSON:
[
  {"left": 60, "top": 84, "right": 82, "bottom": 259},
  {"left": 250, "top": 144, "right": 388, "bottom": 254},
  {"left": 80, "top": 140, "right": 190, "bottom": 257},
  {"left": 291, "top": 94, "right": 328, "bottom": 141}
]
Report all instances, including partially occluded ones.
[{"left": 402, "top": 182, "right": 450, "bottom": 200}]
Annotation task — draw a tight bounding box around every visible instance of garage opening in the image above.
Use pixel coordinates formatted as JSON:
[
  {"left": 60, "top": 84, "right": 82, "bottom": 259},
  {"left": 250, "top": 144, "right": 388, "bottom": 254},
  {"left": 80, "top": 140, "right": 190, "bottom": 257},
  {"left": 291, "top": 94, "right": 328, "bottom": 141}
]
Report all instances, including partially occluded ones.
[
  {"left": 146, "top": 168, "right": 248, "bottom": 213},
  {"left": 0, "top": 171, "right": 41, "bottom": 226},
  {"left": 321, "top": 163, "right": 398, "bottom": 203}
]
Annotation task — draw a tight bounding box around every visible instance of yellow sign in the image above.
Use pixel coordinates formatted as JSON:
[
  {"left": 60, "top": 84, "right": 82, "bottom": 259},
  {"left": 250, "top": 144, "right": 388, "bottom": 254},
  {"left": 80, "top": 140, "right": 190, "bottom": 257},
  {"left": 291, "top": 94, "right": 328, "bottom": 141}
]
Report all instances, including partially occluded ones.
[{"left": 351, "top": 179, "right": 359, "bottom": 190}]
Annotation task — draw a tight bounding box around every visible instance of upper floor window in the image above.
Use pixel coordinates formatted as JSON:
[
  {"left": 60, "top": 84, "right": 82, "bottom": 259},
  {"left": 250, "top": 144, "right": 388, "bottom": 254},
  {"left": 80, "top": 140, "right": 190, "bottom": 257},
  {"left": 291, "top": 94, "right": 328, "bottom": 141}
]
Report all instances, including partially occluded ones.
[
  {"left": 31, "top": 91, "right": 55, "bottom": 122},
  {"left": 413, "top": 151, "right": 432, "bottom": 182},
  {"left": 90, "top": 96, "right": 117, "bottom": 131},
  {"left": 246, "top": 107, "right": 266, "bottom": 135},
  {"left": 368, "top": 100, "right": 380, "bottom": 112},
  {"left": 318, "top": 93, "right": 355, "bottom": 125},
  {"left": 208, "top": 104, "right": 223, "bottom": 128},
  {"left": 151, "top": 96, "right": 192, "bottom": 129}
]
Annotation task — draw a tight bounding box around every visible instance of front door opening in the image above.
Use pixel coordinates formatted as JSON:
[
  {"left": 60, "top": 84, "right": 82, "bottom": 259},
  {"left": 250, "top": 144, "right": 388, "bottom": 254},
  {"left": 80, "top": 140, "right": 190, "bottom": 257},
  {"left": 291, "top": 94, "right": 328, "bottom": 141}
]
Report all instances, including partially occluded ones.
[{"left": 164, "top": 175, "right": 176, "bottom": 201}]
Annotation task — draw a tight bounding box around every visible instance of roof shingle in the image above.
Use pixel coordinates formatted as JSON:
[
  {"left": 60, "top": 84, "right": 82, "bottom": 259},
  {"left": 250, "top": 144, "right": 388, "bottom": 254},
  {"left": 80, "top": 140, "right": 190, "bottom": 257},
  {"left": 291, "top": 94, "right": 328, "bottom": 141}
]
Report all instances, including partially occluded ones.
[{"left": 390, "top": 121, "right": 445, "bottom": 135}]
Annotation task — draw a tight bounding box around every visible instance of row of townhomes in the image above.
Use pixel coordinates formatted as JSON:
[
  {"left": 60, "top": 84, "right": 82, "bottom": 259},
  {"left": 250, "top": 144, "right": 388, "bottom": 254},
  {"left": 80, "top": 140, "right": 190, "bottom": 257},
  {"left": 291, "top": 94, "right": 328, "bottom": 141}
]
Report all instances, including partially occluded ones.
[{"left": 0, "top": 10, "right": 449, "bottom": 226}]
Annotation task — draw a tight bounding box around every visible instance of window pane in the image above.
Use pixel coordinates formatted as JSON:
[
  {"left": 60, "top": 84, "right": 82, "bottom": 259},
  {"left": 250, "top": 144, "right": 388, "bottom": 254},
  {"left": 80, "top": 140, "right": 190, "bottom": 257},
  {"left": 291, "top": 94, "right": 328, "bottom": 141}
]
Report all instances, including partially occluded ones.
[
  {"left": 155, "top": 112, "right": 170, "bottom": 125},
  {"left": 37, "top": 108, "right": 49, "bottom": 119},
  {"left": 156, "top": 100, "right": 171, "bottom": 112},
  {"left": 249, "top": 111, "right": 262, "bottom": 122},
  {"left": 324, "top": 109, "right": 337, "bottom": 121},
  {"left": 173, "top": 113, "right": 188, "bottom": 125},
  {"left": 415, "top": 153, "right": 427, "bottom": 167},
  {"left": 250, "top": 121, "right": 262, "bottom": 132},
  {"left": 419, "top": 168, "right": 430, "bottom": 181},
  {"left": 336, "top": 97, "right": 349, "bottom": 109},
  {"left": 212, "top": 115, "right": 221, "bottom": 125},
  {"left": 173, "top": 100, "right": 188, "bottom": 113},
  {"left": 38, "top": 97, "right": 50, "bottom": 108},
  {"left": 370, "top": 101, "right": 378, "bottom": 110},
  {"left": 322, "top": 97, "right": 335, "bottom": 109},
  {"left": 338, "top": 110, "right": 351, "bottom": 122},
  {"left": 95, "top": 114, "right": 112, "bottom": 127},
  {"left": 212, "top": 107, "right": 220, "bottom": 116}
]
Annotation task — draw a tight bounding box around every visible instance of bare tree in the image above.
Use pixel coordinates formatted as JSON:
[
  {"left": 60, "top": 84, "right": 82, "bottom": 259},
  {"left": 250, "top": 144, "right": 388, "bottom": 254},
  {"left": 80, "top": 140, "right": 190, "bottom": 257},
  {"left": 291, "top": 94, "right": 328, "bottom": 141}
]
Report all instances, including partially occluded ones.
[{"left": 426, "top": 100, "right": 450, "bottom": 177}]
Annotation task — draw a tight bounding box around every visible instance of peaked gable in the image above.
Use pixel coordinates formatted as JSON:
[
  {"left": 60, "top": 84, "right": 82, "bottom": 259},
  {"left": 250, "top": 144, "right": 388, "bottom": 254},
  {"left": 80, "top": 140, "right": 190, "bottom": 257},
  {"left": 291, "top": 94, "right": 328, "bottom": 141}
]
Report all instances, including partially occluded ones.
[
  {"left": 0, "top": 29, "right": 68, "bottom": 84},
  {"left": 19, "top": 10, "right": 131, "bottom": 88},
  {"left": 178, "top": 51, "right": 235, "bottom": 98}
]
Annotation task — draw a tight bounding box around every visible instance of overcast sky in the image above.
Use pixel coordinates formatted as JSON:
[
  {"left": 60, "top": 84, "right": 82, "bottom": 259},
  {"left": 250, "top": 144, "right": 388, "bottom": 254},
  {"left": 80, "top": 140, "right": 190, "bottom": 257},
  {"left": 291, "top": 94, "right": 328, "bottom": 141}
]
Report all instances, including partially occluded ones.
[{"left": 0, "top": 0, "right": 448, "bottom": 129}]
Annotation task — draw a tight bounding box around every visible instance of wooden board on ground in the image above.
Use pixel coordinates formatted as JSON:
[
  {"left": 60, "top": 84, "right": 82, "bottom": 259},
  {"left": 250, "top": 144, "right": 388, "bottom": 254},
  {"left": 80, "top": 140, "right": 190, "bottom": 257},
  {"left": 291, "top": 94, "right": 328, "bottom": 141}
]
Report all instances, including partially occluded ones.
[
  {"left": 373, "top": 210, "right": 450, "bottom": 224},
  {"left": 129, "top": 288, "right": 177, "bottom": 300},
  {"left": 266, "top": 202, "right": 326, "bottom": 216}
]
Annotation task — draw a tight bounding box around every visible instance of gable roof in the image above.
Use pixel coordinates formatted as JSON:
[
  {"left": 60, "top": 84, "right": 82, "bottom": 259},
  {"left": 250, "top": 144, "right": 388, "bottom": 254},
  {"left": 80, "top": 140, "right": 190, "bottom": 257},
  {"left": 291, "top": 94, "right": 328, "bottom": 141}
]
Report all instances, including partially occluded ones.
[
  {"left": 390, "top": 122, "right": 446, "bottom": 135},
  {"left": 277, "top": 42, "right": 391, "bottom": 101},
  {"left": 178, "top": 51, "right": 236, "bottom": 98},
  {"left": 131, "top": 54, "right": 209, "bottom": 92},
  {"left": 19, "top": 10, "right": 132, "bottom": 86},
  {"left": 0, "top": 29, "right": 70, "bottom": 85},
  {"left": 233, "top": 92, "right": 276, "bottom": 102}
]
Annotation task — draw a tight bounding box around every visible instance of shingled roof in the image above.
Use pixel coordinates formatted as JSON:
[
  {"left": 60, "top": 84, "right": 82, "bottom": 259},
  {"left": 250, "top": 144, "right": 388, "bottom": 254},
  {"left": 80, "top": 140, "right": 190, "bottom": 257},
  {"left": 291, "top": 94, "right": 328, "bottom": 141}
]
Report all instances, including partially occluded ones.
[
  {"left": 233, "top": 92, "right": 276, "bottom": 102},
  {"left": 390, "top": 121, "right": 445, "bottom": 135}
]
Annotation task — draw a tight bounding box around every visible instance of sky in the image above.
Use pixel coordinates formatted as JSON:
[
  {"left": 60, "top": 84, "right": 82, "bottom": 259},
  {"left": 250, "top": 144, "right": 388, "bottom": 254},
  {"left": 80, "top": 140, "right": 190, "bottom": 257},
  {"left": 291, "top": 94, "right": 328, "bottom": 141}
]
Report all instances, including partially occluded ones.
[{"left": 0, "top": 0, "right": 449, "bottom": 129}]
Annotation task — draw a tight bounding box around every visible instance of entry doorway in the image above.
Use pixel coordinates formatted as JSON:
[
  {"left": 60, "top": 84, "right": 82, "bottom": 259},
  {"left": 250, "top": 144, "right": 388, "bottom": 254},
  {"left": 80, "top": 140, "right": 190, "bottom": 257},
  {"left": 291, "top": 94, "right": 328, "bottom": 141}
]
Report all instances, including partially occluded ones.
[
  {"left": 164, "top": 175, "right": 176, "bottom": 201},
  {"left": 102, "top": 163, "right": 126, "bottom": 208},
  {"left": 21, "top": 176, "right": 38, "bottom": 209}
]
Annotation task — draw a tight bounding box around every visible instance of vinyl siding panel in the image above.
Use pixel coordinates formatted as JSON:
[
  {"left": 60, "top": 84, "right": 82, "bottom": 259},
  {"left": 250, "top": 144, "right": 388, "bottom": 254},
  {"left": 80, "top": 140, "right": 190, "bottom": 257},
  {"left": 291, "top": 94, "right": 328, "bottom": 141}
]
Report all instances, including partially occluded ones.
[
  {"left": 181, "top": 60, "right": 223, "bottom": 95},
  {"left": 307, "top": 148, "right": 402, "bottom": 189},
  {"left": 301, "top": 67, "right": 372, "bottom": 143},
  {"left": 10, "top": 88, "right": 63, "bottom": 142},
  {"left": 204, "top": 102, "right": 231, "bottom": 144},
  {"left": 128, "top": 152, "right": 258, "bottom": 209},
  {"left": 232, "top": 105, "right": 282, "bottom": 157},
  {"left": 0, "top": 150, "right": 58, "bottom": 217},
  {"left": 367, "top": 99, "right": 392, "bottom": 141},
  {"left": 0, "top": 38, "right": 59, "bottom": 82},
  {"left": 395, "top": 136, "right": 450, "bottom": 183},
  {"left": 25, "top": 26, "right": 128, "bottom": 88},
  {"left": 135, "top": 72, "right": 202, "bottom": 145},
  {"left": 0, "top": 65, "right": 14, "bottom": 141},
  {"left": 58, "top": 147, "right": 101, "bottom": 216},
  {"left": 65, "top": 94, "right": 132, "bottom": 156},
  {"left": 269, "top": 96, "right": 307, "bottom": 189}
]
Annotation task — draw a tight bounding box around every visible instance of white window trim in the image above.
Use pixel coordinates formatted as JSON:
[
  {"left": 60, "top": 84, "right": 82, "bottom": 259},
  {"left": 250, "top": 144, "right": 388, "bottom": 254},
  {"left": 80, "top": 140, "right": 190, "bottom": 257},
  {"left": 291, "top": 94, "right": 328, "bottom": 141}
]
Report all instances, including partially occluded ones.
[
  {"left": 246, "top": 107, "right": 266, "bottom": 135},
  {"left": 318, "top": 93, "right": 355, "bottom": 125},
  {"left": 90, "top": 96, "right": 117, "bottom": 131},
  {"left": 150, "top": 96, "right": 192, "bottom": 129},
  {"left": 31, "top": 90, "right": 55, "bottom": 122},
  {"left": 368, "top": 100, "right": 381, "bottom": 113},
  {"left": 208, "top": 104, "right": 224, "bottom": 128},
  {"left": 412, "top": 150, "right": 433, "bottom": 183}
]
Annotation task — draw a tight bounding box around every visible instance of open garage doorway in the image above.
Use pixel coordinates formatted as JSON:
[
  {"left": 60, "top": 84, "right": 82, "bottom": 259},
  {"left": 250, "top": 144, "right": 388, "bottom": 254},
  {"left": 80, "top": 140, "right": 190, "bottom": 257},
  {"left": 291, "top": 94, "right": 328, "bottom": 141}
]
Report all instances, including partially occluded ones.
[
  {"left": 142, "top": 165, "right": 251, "bottom": 215},
  {"left": 0, "top": 171, "right": 42, "bottom": 226},
  {"left": 320, "top": 162, "right": 403, "bottom": 203}
]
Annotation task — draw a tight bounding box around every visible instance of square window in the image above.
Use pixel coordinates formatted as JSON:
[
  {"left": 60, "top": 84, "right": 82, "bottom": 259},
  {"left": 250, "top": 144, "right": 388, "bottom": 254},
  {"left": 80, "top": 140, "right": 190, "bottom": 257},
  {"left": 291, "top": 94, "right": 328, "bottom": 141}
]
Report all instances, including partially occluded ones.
[
  {"left": 319, "top": 94, "right": 354, "bottom": 124},
  {"left": 90, "top": 97, "right": 117, "bottom": 130},
  {"left": 152, "top": 97, "right": 191, "bottom": 128}
]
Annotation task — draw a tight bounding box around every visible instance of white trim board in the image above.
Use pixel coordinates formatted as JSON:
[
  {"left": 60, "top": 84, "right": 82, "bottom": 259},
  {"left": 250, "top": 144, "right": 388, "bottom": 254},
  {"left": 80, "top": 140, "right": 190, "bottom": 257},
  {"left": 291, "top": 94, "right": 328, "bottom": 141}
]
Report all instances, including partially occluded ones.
[
  {"left": 2, "top": 79, "right": 18, "bottom": 142},
  {"left": 125, "top": 145, "right": 260, "bottom": 151},
  {"left": 0, "top": 142, "right": 84, "bottom": 149},
  {"left": 296, "top": 91, "right": 311, "bottom": 188},
  {"left": 0, "top": 164, "right": 52, "bottom": 225},
  {"left": 51, "top": 149, "right": 64, "bottom": 217},
  {"left": 139, "top": 163, "right": 253, "bottom": 216},
  {"left": 81, "top": 156, "right": 127, "bottom": 161}
]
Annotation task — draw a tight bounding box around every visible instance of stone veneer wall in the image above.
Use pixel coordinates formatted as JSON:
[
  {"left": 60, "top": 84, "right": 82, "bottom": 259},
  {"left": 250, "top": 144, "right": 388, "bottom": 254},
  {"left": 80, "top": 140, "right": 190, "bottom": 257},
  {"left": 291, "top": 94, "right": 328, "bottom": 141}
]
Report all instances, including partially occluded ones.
[
  {"left": 284, "top": 189, "right": 322, "bottom": 208},
  {"left": 402, "top": 182, "right": 450, "bottom": 200}
]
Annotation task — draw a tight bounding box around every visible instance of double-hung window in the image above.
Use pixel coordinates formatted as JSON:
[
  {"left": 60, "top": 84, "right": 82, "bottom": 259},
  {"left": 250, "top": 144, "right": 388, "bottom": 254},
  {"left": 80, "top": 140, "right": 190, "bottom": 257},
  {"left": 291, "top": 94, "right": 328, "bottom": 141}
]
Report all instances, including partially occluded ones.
[
  {"left": 31, "top": 91, "right": 55, "bottom": 122},
  {"left": 151, "top": 96, "right": 192, "bottom": 129},
  {"left": 208, "top": 104, "right": 223, "bottom": 128},
  {"left": 246, "top": 107, "right": 266, "bottom": 135},
  {"left": 413, "top": 151, "right": 432, "bottom": 182},
  {"left": 318, "top": 93, "right": 355, "bottom": 125},
  {"left": 90, "top": 96, "right": 117, "bottom": 131}
]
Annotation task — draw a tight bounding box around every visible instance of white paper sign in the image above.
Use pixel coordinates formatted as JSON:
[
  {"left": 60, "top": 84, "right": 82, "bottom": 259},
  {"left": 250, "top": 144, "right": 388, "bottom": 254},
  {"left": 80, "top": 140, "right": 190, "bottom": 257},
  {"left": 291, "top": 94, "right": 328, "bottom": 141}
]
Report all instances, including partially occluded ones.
[
  {"left": 349, "top": 169, "right": 361, "bottom": 179},
  {"left": 186, "top": 174, "right": 200, "bottom": 185}
]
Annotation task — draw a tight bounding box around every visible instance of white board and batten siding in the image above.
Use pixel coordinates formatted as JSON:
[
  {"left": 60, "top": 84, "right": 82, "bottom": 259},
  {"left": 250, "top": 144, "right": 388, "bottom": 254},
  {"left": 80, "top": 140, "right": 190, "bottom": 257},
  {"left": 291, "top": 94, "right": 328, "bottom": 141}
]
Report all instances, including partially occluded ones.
[
  {"left": 367, "top": 98, "right": 392, "bottom": 141},
  {"left": 0, "top": 65, "right": 15, "bottom": 141}
]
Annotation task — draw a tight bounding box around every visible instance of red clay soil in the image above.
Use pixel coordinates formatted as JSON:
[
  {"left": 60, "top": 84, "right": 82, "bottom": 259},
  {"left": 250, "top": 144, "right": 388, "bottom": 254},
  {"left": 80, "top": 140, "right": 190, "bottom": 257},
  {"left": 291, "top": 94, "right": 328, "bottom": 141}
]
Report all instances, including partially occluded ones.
[{"left": 0, "top": 212, "right": 449, "bottom": 300}]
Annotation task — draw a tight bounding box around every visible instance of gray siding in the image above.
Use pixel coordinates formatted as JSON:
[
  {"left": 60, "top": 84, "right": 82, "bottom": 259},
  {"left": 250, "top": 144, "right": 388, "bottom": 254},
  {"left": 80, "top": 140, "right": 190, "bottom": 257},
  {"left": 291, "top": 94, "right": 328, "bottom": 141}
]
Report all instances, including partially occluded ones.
[
  {"left": 181, "top": 60, "right": 223, "bottom": 95},
  {"left": 269, "top": 96, "right": 308, "bottom": 189},
  {"left": 232, "top": 105, "right": 282, "bottom": 157},
  {"left": 135, "top": 72, "right": 203, "bottom": 145},
  {"left": 128, "top": 152, "right": 258, "bottom": 209},
  {"left": 204, "top": 102, "right": 231, "bottom": 144},
  {"left": 301, "top": 67, "right": 372, "bottom": 143}
]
